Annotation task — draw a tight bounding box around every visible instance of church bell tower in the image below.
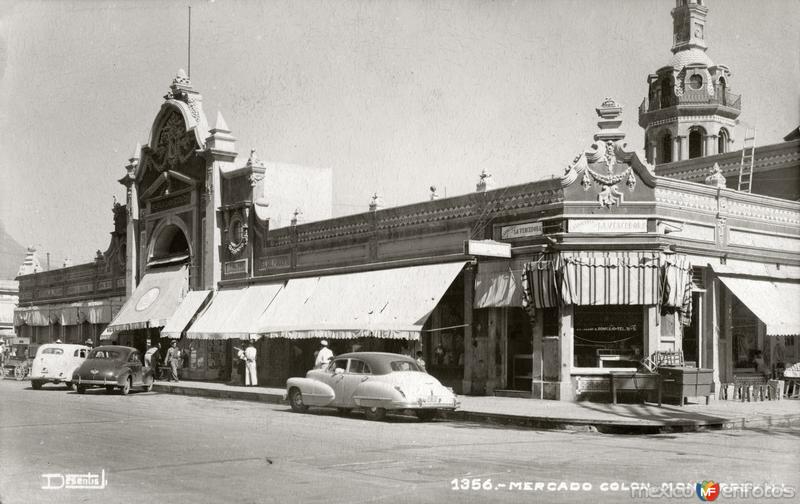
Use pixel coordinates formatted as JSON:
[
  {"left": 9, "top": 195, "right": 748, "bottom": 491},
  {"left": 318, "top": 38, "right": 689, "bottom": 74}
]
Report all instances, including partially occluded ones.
[{"left": 639, "top": 0, "right": 741, "bottom": 165}]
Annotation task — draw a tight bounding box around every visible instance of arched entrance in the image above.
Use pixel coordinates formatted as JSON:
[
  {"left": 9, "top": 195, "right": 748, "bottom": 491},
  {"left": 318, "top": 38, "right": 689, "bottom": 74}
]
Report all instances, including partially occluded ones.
[{"left": 150, "top": 223, "right": 191, "bottom": 263}]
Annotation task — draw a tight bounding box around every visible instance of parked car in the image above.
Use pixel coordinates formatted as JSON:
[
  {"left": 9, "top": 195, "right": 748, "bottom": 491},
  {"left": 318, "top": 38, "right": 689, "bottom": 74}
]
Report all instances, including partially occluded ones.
[
  {"left": 29, "top": 343, "right": 91, "bottom": 390},
  {"left": 72, "top": 345, "right": 154, "bottom": 395},
  {"left": 2, "top": 344, "right": 40, "bottom": 381},
  {"left": 286, "top": 352, "right": 459, "bottom": 421}
]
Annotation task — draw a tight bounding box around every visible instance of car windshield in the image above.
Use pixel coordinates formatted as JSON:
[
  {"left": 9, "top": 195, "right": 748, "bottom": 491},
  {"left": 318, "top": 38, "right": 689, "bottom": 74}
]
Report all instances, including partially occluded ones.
[
  {"left": 389, "top": 360, "right": 420, "bottom": 372},
  {"left": 88, "top": 349, "right": 124, "bottom": 360},
  {"left": 42, "top": 348, "right": 64, "bottom": 355}
]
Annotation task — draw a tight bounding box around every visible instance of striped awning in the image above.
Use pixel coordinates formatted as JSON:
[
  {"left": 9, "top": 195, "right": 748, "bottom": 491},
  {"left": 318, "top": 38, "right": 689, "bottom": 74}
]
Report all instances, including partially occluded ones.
[
  {"left": 474, "top": 260, "right": 526, "bottom": 308},
  {"left": 522, "top": 252, "right": 682, "bottom": 308},
  {"left": 13, "top": 307, "right": 51, "bottom": 327}
]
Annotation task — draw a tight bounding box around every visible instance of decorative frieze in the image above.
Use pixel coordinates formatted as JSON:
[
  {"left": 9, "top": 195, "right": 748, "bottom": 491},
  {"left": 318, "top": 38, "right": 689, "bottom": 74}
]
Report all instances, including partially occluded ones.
[
  {"left": 655, "top": 188, "right": 717, "bottom": 212},
  {"left": 728, "top": 200, "right": 800, "bottom": 226},
  {"left": 728, "top": 229, "right": 800, "bottom": 252}
]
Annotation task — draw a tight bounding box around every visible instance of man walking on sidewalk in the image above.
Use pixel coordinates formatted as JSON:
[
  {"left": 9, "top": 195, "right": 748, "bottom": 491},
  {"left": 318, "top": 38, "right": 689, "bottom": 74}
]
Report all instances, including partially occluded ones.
[
  {"left": 244, "top": 340, "right": 258, "bottom": 386},
  {"left": 165, "top": 340, "right": 181, "bottom": 382}
]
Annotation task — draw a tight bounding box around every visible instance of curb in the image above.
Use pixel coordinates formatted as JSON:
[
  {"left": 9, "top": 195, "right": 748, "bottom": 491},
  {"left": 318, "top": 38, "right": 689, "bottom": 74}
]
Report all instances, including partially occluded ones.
[{"left": 153, "top": 383, "right": 800, "bottom": 435}]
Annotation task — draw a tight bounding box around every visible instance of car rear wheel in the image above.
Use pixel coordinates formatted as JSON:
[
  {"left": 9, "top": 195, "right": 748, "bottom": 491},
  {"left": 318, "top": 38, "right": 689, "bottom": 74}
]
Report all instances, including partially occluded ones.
[
  {"left": 76, "top": 385, "right": 86, "bottom": 394},
  {"left": 364, "top": 406, "right": 387, "bottom": 421},
  {"left": 143, "top": 380, "right": 153, "bottom": 392},
  {"left": 288, "top": 388, "right": 309, "bottom": 412},
  {"left": 105, "top": 386, "right": 115, "bottom": 394},
  {"left": 31, "top": 379, "right": 43, "bottom": 390},
  {"left": 121, "top": 377, "right": 131, "bottom": 396},
  {"left": 416, "top": 410, "right": 438, "bottom": 421},
  {"left": 64, "top": 381, "right": 74, "bottom": 390}
]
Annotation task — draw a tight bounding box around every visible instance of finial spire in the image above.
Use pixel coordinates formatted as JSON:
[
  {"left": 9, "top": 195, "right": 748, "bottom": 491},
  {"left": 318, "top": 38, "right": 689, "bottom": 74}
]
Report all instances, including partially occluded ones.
[{"left": 594, "top": 97, "right": 625, "bottom": 142}]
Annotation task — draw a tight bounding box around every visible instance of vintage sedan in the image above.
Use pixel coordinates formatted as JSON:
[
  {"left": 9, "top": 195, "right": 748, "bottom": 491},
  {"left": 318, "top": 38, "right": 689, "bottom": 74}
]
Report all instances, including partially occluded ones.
[
  {"left": 72, "top": 345, "right": 154, "bottom": 395},
  {"left": 30, "top": 343, "right": 91, "bottom": 390},
  {"left": 286, "top": 352, "right": 459, "bottom": 421}
]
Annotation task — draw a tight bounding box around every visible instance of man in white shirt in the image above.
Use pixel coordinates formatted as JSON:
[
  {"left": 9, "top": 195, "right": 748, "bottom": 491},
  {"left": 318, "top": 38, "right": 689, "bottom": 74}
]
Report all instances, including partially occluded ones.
[
  {"left": 244, "top": 340, "right": 258, "bottom": 386},
  {"left": 315, "top": 340, "right": 333, "bottom": 369}
]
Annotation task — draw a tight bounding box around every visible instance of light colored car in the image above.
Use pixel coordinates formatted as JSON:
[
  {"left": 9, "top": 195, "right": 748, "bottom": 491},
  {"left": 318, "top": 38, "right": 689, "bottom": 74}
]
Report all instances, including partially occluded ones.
[
  {"left": 286, "top": 352, "right": 459, "bottom": 421},
  {"left": 72, "top": 345, "right": 154, "bottom": 395},
  {"left": 30, "top": 343, "right": 91, "bottom": 390}
]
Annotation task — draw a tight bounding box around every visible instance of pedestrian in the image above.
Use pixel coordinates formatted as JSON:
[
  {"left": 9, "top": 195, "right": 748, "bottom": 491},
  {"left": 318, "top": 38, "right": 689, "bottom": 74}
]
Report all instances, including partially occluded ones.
[
  {"left": 415, "top": 351, "right": 427, "bottom": 373},
  {"left": 144, "top": 342, "right": 160, "bottom": 368},
  {"left": 314, "top": 340, "right": 333, "bottom": 369},
  {"left": 85, "top": 338, "right": 94, "bottom": 348},
  {"left": 244, "top": 340, "right": 258, "bottom": 386},
  {"left": 165, "top": 340, "right": 181, "bottom": 382}
]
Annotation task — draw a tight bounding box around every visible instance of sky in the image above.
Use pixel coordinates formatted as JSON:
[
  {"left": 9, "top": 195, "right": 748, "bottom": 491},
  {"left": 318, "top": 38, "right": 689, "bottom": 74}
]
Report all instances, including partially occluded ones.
[{"left": 0, "top": 0, "right": 798, "bottom": 267}]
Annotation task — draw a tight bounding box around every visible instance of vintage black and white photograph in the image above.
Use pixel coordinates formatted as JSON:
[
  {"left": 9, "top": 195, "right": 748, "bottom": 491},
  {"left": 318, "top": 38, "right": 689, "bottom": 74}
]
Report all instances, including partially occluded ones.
[{"left": 1, "top": 0, "right": 799, "bottom": 502}]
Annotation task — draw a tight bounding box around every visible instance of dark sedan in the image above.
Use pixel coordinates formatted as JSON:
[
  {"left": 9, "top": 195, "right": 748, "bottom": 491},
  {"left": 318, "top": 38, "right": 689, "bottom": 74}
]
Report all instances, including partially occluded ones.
[{"left": 72, "top": 345, "right": 154, "bottom": 395}]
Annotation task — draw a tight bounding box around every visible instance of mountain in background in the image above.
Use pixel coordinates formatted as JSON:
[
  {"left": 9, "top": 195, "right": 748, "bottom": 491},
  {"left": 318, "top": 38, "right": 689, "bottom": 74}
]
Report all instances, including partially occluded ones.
[{"left": 0, "top": 220, "right": 27, "bottom": 279}]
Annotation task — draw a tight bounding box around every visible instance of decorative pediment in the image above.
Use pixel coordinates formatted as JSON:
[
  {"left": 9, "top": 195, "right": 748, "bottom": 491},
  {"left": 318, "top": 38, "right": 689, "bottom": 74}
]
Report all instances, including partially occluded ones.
[
  {"left": 140, "top": 170, "right": 198, "bottom": 201},
  {"left": 561, "top": 99, "right": 657, "bottom": 207}
]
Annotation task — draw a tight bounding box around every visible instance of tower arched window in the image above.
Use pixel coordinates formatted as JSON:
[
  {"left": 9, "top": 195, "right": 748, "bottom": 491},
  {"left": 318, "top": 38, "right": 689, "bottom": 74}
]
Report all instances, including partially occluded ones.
[
  {"left": 661, "top": 132, "right": 673, "bottom": 163},
  {"left": 660, "top": 78, "right": 672, "bottom": 108},
  {"left": 718, "top": 77, "right": 728, "bottom": 105},
  {"left": 718, "top": 128, "right": 729, "bottom": 154},
  {"left": 689, "top": 128, "right": 704, "bottom": 159}
]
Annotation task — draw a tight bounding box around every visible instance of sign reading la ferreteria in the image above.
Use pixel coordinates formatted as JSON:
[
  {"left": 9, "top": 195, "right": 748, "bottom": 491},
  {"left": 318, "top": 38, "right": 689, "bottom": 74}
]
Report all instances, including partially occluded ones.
[
  {"left": 569, "top": 219, "right": 648, "bottom": 234},
  {"left": 500, "top": 222, "right": 543, "bottom": 240}
]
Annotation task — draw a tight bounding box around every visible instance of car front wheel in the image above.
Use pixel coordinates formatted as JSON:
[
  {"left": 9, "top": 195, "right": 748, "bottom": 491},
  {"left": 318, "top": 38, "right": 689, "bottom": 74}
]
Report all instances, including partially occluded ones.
[
  {"left": 121, "top": 377, "right": 131, "bottom": 396},
  {"left": 105, "top": 386, "right": 115, "bottom": 394},
  {"left": 14, "top": 365, "right": 28, "bottom": 381},
  {"left": 31, "top": 379, "right": 43, "bottom": 390},
  {"left": 76, "top": 385, "right": 86, "bottom": 394},
  {"left": 64, "top": 381, "right": 74, "bottom": 390},
  {"left": 364, "top": 406, "right": 387, "bottom": 421},
  {"left": 288, "top": 388, "right": 309, "bottom": 412}
]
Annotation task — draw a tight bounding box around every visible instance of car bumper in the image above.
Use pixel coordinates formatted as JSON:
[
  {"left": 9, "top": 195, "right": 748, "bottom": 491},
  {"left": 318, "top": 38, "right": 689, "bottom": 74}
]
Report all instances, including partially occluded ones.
[
  {"left": 30, "top": 374, "right": 69, "bottom": 382},
  {"left": 74, "top": 376, "right": 121, "bottom": 386}
]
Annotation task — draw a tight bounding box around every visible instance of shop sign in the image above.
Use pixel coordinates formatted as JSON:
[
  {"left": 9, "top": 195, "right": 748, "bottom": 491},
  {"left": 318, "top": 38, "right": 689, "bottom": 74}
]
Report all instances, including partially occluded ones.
[
  {"left": 500, "top": 221, "right": 543, "bottom": 240},
  {"left": 569, "top": 219, "right": 647, "bottom": 234},
  {"left": 224, "top": 259, "right": 248, "bottom": 276},
  {"left": 465, "top": 240, "right": 511, "bottom": 258},
  {"left": 257, "top": 255, "right": 291, "bottom": 271}
]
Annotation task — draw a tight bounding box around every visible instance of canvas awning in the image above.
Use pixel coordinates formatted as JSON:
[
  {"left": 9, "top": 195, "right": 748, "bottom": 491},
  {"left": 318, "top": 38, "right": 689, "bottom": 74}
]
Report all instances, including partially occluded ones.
[
  {"left": 103, "top": 264, "right": 188, "bottom": 335},
  {"left": 160, "top": 290, "right": 212, "bottom": 339},
  {"left": 711, "top": 265, "right": 800, "bottom": 337},
  {"left": 13, "top": 306, "right": 51, "bottom": 327},
  {"left": 186, "top": 284, "right": 283, "bottom": 339},
  {"left": 474, "top": 260, "right": 525, "bottom": 308},
  {"left": 257, "top": 262, "right": 466, "bottom": 340}
]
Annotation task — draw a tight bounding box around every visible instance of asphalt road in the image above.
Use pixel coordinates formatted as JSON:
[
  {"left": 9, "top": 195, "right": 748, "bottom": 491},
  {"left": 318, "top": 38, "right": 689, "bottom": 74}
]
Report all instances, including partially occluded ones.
[{"left": 1, "top": 379, "right": 798, "bottom": 504}]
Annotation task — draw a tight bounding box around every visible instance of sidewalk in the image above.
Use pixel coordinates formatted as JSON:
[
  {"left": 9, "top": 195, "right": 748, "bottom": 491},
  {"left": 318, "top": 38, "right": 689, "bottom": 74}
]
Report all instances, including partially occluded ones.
[{"left": 153, "top": 380, "right": 800, "bottom": 434}]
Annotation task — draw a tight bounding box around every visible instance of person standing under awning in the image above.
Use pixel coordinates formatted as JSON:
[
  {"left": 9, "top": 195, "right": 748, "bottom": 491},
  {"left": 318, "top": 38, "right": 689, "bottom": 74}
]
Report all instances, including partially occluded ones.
[
  {"left": 315, "top": 340, "right": 333, "bottom": 369},
  {"left": 244, "top": 340, "right": 258, "bottom": 387}
]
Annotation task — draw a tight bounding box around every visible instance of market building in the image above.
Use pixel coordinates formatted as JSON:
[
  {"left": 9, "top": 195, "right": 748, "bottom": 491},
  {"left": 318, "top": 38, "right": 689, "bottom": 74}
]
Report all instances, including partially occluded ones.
[{"left": 14, "top": 0, "right": 799, "bottom": 401}]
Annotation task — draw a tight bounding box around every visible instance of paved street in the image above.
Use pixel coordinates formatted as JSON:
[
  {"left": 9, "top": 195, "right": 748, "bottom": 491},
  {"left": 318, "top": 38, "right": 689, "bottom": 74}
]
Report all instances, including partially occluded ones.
[{"left": 1, "top": 379, "right": 798, "bottom": 504}]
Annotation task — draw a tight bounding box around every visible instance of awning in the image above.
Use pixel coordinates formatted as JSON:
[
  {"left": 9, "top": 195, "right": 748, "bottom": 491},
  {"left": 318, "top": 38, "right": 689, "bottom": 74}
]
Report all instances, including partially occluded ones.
[
  {"left": 257, "top": 262, "right": 466, "bottom": 340},
  {"left": 474, "top": 260, "right": 525, "bottom": 308},
  {"left": 522, "top": 252, "right": 675, "bottom": 308},
  {"left": 104, "top": 264, "right": 188, "bottom": 334},
  {"left": 77, "top": 301, "right": 113, "bottom": 325},
  {"left": 13, "top": 307, "right": 51, "bottom": 327},
  {"left": 186, "top": 284, "right": 283, "bottom": 339},
  {"left": 160, "top": 290, "right": 212, "bottom": 339},
  {"left": 711, "top": 265, "right": 800, "bottom": 337}
]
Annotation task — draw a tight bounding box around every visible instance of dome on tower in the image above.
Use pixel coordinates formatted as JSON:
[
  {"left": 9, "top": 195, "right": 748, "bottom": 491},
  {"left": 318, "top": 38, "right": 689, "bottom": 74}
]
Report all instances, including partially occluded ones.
[{"left": 668, "top": 48, "right": 713, "bottom": 70}]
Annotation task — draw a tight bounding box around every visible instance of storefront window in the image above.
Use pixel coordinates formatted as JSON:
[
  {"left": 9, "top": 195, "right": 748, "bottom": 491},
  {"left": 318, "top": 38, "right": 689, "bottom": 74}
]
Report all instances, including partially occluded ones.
[
  {"left": 731, "top": 296, "right": 761, "bottom": 370},
  {"left": 573, "top": 305, "right": 644, "bottom": 368}
]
